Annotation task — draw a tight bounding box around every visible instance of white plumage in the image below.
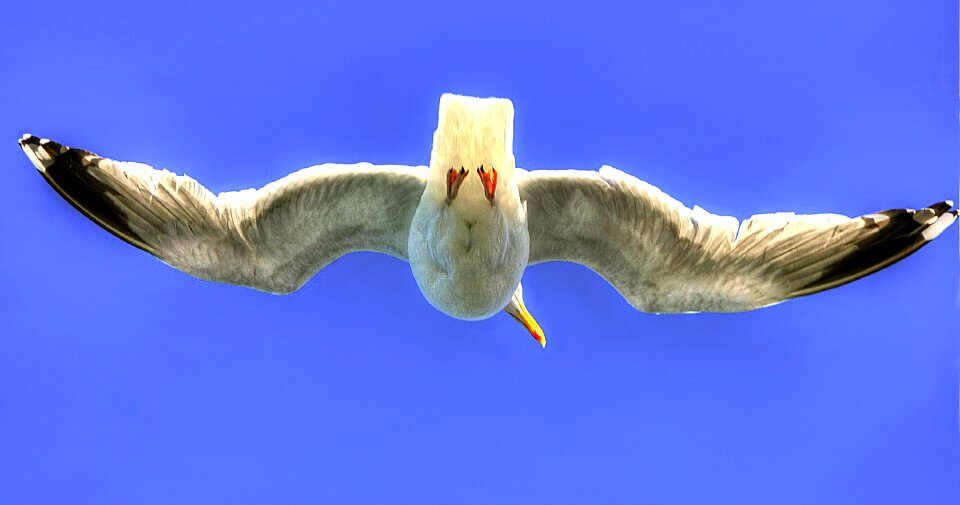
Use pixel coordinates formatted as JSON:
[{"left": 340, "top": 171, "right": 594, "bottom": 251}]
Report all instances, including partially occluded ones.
[{"left": 19, "top": 93, "right": 958, "bottom": 347}]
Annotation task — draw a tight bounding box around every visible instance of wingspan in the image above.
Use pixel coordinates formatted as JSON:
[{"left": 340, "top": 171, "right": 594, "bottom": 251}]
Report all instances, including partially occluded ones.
[
  {"left": 518, "top": 166, "right": 957, "bottom": 313},
  {"left": 21, "top": 135, "right": 427, "bottom": 294}
]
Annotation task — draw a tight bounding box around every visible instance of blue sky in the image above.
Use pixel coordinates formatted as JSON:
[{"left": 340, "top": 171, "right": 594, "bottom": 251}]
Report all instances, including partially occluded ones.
[{"left": 1, "top": 1, "right": 957, "bottom": 503}]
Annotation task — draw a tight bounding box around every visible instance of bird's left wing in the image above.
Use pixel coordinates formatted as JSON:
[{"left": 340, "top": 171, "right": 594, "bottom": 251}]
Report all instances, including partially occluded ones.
[
  {"left": 518, "top": 166, "right": 957, "bottom": 313},
  {"left": 21, "top": 135, "right": 427, "bottom": 294}
]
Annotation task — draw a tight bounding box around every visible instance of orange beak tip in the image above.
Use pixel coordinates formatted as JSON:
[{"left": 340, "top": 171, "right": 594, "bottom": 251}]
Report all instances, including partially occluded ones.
[{"left": 507, "top": 299, "right": 546, "bottom": 349}]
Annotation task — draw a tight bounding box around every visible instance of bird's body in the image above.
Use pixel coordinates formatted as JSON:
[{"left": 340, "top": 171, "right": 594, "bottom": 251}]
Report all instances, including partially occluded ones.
[
  {"left": 409, "top": 191, "right": 528, "bottom": 320},
  {"left": 409, "top": 95, "right": 529, "bottom": 320},
  {"left": 19, "top": 93, "right": 958, "bottom": 347}
]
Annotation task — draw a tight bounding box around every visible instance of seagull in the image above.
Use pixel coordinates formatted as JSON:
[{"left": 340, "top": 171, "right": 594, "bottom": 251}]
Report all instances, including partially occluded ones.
[{"left": 20, "top": 93, "right": 958, "bottom": 347}]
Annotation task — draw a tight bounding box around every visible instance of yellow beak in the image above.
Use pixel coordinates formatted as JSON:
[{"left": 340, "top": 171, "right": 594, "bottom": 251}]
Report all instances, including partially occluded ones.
[{"left": 505, "top": 292, "right": 546, "bottom": 348}]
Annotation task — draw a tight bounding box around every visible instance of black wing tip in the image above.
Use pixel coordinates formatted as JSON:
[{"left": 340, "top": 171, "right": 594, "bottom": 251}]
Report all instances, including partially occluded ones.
[
  {"left": 19, "top": 133, "right": 65, "bottom": 151},
  {"left": 791, "top": 200, "right": 958, "bottom": 298},
  {"left": 929, "top": 200, "right": 954, "bottom": 216},
  {"left": 19, "top": 134, "right": 100, "bottom": 171},
  {"left": 21, "top": 135, "right": 154, "bottom": 254},
  {"left": 19, "top": 134, "right": 62, "bottom": 172},
  {"left": 866, "top": 199, "right": 957, "bottom": 244}
]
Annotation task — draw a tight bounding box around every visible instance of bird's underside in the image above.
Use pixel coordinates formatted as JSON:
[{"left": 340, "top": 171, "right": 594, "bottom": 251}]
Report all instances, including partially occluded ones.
[
  {"left": 518, "top": 168, "right": 956, "bottom": 313},
  {"left": 19, "top": 132, "right": 958, "bottom": 332},
  {"left": 20, "top": 134, "right": 429, "bottom": 295}
]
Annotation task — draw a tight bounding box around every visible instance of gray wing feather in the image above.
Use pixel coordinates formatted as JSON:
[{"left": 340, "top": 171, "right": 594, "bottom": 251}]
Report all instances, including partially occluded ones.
[
  {"left": 21, "top": 135, "right": 427, "bottom": 294},
  {"left": 518, "top": 166, "right": 957, "bottom": 313}
]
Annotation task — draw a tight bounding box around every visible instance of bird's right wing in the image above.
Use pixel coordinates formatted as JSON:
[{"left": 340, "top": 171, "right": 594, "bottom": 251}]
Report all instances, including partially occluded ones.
[
  {"left": 518, "top": 166, "right": 957, "bottom": 313},
  {"left": 21, "top": 135, "right": 428, "bottom": 294}
]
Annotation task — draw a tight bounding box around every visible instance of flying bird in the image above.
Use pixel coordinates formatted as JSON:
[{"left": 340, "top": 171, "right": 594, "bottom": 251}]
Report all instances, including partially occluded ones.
[{"left": 20, "top": 94, "right": 957, "bottom": 347}]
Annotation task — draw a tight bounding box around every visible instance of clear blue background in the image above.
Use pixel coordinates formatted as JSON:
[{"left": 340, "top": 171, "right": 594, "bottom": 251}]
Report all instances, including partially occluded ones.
[{"left": 1, "top": 1, "right": 957, "bottom": 503}]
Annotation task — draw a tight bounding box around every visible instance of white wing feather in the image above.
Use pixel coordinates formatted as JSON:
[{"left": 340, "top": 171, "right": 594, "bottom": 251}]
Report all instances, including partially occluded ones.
[
  {"left": 21, "top": 135, "right": 427, "bottom": 294},
  {"left": 518, "top": 166, "right": 956, "bottom": 313}
]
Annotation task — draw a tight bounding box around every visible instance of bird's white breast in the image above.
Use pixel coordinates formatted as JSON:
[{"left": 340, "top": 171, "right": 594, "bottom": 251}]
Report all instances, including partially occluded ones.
[{"left": 408, "top": 198, "right": 529, "bottom": 320}]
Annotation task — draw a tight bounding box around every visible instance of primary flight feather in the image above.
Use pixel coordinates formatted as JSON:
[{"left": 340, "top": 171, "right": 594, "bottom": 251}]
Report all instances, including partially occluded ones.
[{"left": 20, "top": 93, "right": 957, "bottom": 347}]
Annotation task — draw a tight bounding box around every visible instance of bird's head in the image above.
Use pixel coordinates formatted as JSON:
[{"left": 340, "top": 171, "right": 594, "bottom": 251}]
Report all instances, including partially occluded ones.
[{"left": 427, "top": 94, "right": 519, "bottom": 214}]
